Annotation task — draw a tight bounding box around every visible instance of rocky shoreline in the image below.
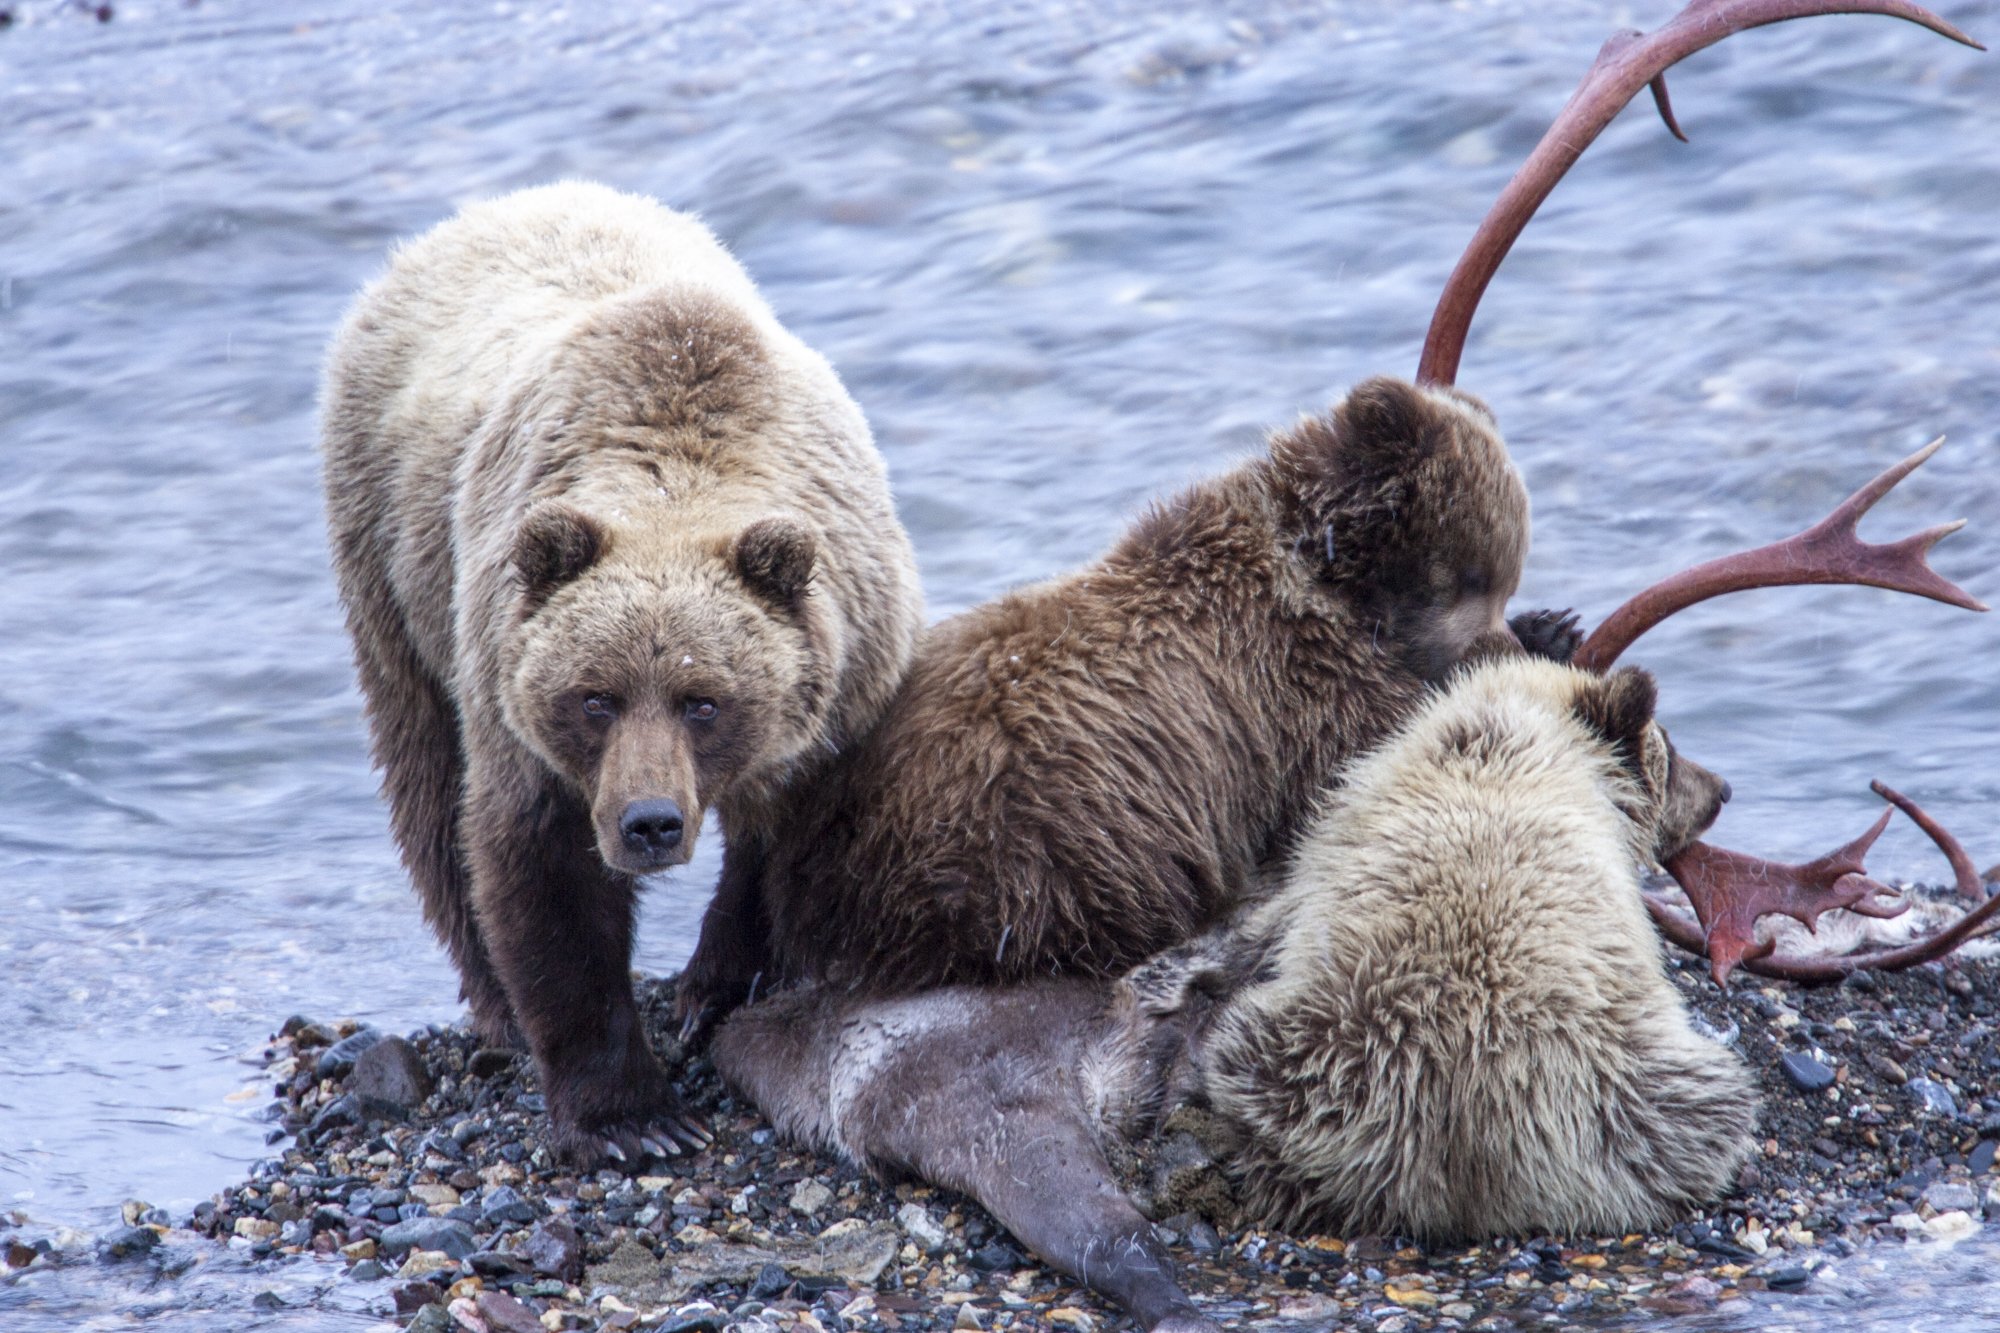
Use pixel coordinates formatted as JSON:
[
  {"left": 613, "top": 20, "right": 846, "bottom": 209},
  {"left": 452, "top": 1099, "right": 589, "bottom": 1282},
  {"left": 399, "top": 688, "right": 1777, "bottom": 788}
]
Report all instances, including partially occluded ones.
[{"left": 10, "top": 917, "right": 2000, "bottom": 1332}]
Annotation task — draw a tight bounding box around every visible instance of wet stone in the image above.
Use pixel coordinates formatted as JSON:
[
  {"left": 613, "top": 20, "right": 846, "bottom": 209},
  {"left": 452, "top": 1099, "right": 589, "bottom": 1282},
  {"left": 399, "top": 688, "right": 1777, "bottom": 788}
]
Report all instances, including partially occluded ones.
[
  {"left": 307, "top": 1094, "right": 361, "bottom": 1138},
  {"left": 1781, "top": 1052, "right": 1836, "bottom": 1093},
  {"left": 407, "top": 1304, "right": 454, "bottom": 1333},
  {"left": 1921, "top": 1181, "right": 1980, "bottom": 1213},
  {"left": 897, "top": 1202, "right": 950, "bottom": 1253},
  {"left": 1763, "top": 1262, "right": 1811, "bottom": 1290},
  {"left": 480, "top": 1184, "right": 536, "bottom": 1225},
  {"left": 393, "top": 1280, "right": 445, "bottom": 1314},
  {"left": 1972, "top": 1140, "right": 1998, "bottom": 1175},
  {"left": 379, "top": 1216, "right": 476, "bottom": 1260},
  {"left": 315, "top": 1027, "right": 383, "bottom": 1081},
  {"left": 966, "top": 1239, "right": 1023, "bottom": 1273},
  {"left": 98, "top": 1225, "right": 159, "bottom": 1260},
  {"left": 788, "top": 1178, "right": 833, "bottom": 1216},
  {"left": 658, "top": 1307, "right": 726, "bottom": 1333},
  {"left": 1909, "top": 1077, "right": 1958, "bottom": 1116},
  {"left": 521, "top": 1217, "right": 582, "bottom": 1280},
  {"left": 349, "top": 1035, "right": 434, "bottom": 1113},
  {"left": 474, "top": 1290, "right": 545, "bottom": 1333},
  {"left": 468, "top": 1249, "right": 531, "bottom": 1277},
  {"left": 746, "top": 1261, "right": 791, "bottom": 1300}
]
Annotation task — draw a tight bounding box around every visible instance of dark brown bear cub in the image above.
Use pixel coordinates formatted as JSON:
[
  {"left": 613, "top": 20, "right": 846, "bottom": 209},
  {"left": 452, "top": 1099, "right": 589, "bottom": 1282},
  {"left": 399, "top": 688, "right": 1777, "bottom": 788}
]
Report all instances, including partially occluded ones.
[
  {"left": 679, "top": 375, "right": 1533, "bottom": 1026},
  {"left": 321, "top": 183, "right": 923, "bottom": 1166}
]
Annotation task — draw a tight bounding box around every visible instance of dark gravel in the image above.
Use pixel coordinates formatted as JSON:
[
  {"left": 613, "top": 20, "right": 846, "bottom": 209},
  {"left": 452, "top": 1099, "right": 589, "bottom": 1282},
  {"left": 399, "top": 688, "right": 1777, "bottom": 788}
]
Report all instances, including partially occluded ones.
[{"left": 18, "top": 930, "right": 1999, "bottom": 1332}]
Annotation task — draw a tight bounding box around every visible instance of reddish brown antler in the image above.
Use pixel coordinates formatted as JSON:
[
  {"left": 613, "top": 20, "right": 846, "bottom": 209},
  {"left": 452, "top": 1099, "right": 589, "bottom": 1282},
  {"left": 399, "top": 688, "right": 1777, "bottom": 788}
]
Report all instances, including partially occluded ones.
[
  {"left": 1650, "top": 811, "right": 1905, "bottom": 984},
  {"left": 1647, "top": 782, "right": 2000, "bottom": 983},
  {"left": 1415, "top": 0, "right": 1982, "bottom": 387},
  {"left": 1574, "top": 439, "right": 1987, "bottom": 671}
]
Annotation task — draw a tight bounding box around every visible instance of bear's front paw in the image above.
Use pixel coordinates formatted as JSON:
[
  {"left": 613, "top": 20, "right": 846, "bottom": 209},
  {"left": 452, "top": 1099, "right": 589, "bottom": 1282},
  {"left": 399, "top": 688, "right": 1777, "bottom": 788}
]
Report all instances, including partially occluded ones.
[
  {"left": 545, "top": 1054, "right": 713, "bottom": 1171},
  {"left": 674, "top": 943, "right": 765, "bottom": 1048},
  {"left": 1509, "top": 607, "right": 1584, "bottom": 663},
  {"left": 550, "top": 1096, "right": 714, "bottom": 1172}
]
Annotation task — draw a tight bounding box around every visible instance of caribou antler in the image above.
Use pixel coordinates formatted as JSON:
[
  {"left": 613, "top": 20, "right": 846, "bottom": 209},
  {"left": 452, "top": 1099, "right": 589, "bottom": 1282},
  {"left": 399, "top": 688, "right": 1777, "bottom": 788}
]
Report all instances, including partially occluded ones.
[
  {"left": 1579, "top": 443, "right": 1985, "bottom": 982},
  {"left": 1647, "top": 783, "right": 2000, "bottom": 984},
  {"left": 1416, "top": 0, "right": 1982, "bottom": 388},
  {"left": 1575, "top": 439, "right": 1987, "bottom": 672}
]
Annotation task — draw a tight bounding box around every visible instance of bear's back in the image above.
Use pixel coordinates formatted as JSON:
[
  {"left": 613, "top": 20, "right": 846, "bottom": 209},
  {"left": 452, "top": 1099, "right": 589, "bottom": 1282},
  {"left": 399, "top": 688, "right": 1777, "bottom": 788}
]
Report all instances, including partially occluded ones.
[{"left": 1204, "top": 658, "right": 1754, "bottom": 1241}]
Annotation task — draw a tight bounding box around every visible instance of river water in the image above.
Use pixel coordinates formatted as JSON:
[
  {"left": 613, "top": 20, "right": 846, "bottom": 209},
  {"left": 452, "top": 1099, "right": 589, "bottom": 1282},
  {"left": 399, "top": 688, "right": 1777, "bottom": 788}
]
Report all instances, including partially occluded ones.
[{"left": 0, "top": 0, "right": 1994, "bottom": 1327}]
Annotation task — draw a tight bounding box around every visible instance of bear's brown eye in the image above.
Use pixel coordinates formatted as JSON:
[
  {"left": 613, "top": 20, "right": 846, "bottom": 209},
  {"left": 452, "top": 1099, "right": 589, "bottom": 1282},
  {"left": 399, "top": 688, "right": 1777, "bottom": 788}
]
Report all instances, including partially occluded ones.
[
  {"left": 582, "top": 694, "right": 618, "bottom": 721},
  {"left": 1459, "top": 568, "right": 1490, "bottom": 597},
  {"left": 684, "top": 698, "right": 718, "bottom": 723}
]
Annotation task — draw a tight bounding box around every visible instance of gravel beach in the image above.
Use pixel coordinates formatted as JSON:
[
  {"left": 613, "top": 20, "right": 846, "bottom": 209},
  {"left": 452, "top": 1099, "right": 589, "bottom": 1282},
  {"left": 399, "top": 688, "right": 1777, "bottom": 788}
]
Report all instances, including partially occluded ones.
[{"left": 15, "top": 895, "right": 1996, "bottom": 1333}]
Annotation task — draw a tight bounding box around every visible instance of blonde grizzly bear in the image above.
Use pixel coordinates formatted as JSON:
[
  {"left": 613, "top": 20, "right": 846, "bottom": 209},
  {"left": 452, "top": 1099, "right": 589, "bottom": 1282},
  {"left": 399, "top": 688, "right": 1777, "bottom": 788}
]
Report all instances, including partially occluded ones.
[
  {"left": 1204, "top": 654, "right": 1757, "bottom": 1240},
  {"left": 714, "top": 656, "right": 1751, "bottom": 1328},
  {"left": 680, "top": 377, "right": 1539, "bottom": 1028},
  {"left": 321, "top": 182, "right": 922, "bottom": 1165}
]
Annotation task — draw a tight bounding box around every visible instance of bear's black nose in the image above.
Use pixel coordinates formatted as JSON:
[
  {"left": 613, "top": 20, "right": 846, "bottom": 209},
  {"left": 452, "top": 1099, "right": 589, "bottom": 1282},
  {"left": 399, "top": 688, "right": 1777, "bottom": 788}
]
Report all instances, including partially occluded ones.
[
  {"left": 620, "top": 799, "right": 684, "bottom": 858},
  {"left": 1718, "top": 780, "right": 1733, "bottom": 805}
]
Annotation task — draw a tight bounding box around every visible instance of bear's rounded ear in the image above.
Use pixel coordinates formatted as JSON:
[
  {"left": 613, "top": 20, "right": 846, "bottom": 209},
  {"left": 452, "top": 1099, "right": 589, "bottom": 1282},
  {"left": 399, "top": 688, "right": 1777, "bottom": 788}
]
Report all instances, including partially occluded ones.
[
  {"left": 1568, "top": 665, "right": 1659, "bottom": 782},
  {"left": 513, "top": 503, "right": 606, "bottom": 610},
  {"left": 734, "top": 516, "right": 816, "bottom": 609},
  {"left": 1330, "top": 375, "right": 1446, "bottom": 481}
]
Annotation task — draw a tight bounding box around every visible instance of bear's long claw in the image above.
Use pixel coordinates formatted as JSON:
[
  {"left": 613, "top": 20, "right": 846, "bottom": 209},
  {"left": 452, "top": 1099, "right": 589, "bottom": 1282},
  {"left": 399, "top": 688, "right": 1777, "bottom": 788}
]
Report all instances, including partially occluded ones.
[{"left": 602, "top": 1138, "right": 627, "bottom": 1164}]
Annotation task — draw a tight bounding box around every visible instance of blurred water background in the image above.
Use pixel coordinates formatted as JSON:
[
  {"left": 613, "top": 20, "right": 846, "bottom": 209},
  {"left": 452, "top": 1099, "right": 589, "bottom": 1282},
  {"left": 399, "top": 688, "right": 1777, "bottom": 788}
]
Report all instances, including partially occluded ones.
[{"left": 0, "top": 0, "right": 1994, "bottom": 1325}]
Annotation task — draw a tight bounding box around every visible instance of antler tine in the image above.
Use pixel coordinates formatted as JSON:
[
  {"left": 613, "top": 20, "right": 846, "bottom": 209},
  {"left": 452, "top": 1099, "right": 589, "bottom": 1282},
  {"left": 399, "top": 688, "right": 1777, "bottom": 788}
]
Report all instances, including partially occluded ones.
[
  {"left": 1872, "top": 779, "right": 1983, "bottom": 901},
  {"left": 1415, "top": 0, "right": 1982, "bottom": 387},
  {"left": 1573, "top": 439, "right": 1986, "bottom": 673},
  {"left": 1688, "top": 783, "right": 2000, "bottom": 981},
  {"left": 1661, "top": 809, "right": 1904, "bottom": 985}
]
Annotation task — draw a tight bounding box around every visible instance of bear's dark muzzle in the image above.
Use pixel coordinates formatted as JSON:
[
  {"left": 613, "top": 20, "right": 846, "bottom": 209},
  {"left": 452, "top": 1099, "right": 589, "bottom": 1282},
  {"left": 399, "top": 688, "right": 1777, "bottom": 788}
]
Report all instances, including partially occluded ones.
[{"left": 619, "top": 799, "right": 685, "bottom": 861}]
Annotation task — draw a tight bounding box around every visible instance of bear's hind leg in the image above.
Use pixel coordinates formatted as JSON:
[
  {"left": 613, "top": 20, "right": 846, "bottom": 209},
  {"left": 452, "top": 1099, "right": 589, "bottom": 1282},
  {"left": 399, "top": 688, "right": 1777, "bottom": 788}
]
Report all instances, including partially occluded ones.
[{"left": 465, "top": 766, "right": 705, "bottom": 1167}]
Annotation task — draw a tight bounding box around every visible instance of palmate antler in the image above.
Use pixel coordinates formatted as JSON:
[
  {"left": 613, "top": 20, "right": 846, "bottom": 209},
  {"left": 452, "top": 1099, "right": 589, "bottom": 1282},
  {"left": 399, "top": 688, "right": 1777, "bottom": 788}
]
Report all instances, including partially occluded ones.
[
  {"left": 1415, "top": 0, "right": 1983, "bottom": 388},
  {"left": 1570, "top": 444, "right": 1987, "bottom": 983},
  {"left": 1412, "top": 1, "right": 1988, "bottom": 982},
  {"left": 1648, "top": 783, "right": 2000, "bottom": 984}
]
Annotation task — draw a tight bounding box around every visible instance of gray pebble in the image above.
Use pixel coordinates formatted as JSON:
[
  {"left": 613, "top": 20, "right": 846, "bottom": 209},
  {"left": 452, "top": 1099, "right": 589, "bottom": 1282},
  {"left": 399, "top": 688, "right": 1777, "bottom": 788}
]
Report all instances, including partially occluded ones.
[
  {"left": 98, "top": 1226, "right": 159, "bottom": 1260},
  {"left": 1921, "top": 1181, "right": 1979, "bottom": 1213},
  {"left": 481, "top": 1185, "right": 537, "bottom": 1226},
  {"left": 1780, "top": 1052, "right": 1836, "bottom": 1093},
  {"left": 1908, "top": 1077, "right": 1958, "bottom": 1117},
  {"left": 349, "top": 1035, "right": 434, "bottom": 1112},
  {"left": 315, "top": 1028, "right": 383, "bottom": 1082},
  {"left": 378, "top": 1216, "right": 477, "bottom": 1260}
]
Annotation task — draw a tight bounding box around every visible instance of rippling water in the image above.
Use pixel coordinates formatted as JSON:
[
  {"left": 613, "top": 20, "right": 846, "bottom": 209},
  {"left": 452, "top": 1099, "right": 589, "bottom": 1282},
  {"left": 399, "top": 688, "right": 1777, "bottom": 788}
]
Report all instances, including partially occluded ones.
[{"left": 1, "top": 0, "right": 1994, "bottom": 1326}]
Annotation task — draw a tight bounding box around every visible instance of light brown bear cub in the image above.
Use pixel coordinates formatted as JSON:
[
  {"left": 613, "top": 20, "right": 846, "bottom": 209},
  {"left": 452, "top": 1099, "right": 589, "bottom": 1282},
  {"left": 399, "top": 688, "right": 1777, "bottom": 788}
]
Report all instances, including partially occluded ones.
[
  {"left": 681, "top": 377, "right": 1537, "bottom": 1025},
  {"left": 1205, "top": 654, "right": 1757, "bottom": 1240},
  {"left": 321, "top": 182, "right": 923, "bottom": 1165}
]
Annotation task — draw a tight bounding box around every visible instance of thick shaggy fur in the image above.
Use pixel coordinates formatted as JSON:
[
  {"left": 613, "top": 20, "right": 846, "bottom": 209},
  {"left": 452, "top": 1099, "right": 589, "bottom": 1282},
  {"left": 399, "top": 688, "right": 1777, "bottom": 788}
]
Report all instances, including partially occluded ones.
[
  {"left": 713, "top": 659, "right": 1753, "bottom": 1326},
  {"left": 321, "top": 182, "right": 922, "bottom": 1163},
  {"left": 1204, "top": 656, "right": 1758, "bottom": 1241},
  {"left": 682, "top": 378, "right": 1532, "bottom": 1018}
]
